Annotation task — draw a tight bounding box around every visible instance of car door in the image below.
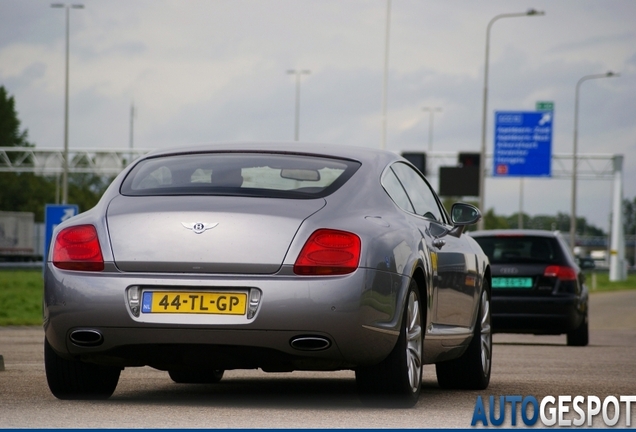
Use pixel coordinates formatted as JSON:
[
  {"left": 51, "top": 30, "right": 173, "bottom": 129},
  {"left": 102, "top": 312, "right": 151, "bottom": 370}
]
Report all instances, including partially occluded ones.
[{"left": 390, "top": 162, "right": 478, "bottom": 328}]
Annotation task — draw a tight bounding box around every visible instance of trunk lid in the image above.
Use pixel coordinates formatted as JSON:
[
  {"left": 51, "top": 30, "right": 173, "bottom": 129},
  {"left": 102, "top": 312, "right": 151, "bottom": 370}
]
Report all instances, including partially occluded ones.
[{"left": 106, "top": 195, "right": 325, "bottom": 273}]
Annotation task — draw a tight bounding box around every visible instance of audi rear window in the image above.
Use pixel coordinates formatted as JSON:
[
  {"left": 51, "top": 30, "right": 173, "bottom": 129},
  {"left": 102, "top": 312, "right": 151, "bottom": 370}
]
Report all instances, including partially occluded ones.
[
  {"left": 473, "top": 236, "right": 563, "bottom": 264},
  {"left": 120, "top": 152, "right": 360, "bottom": 199}
]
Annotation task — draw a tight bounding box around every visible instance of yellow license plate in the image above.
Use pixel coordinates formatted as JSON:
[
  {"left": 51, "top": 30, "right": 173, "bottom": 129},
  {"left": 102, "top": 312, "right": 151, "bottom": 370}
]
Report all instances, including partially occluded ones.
[{"left": 141, "top": 291, "right": 247, "bottom": 315}]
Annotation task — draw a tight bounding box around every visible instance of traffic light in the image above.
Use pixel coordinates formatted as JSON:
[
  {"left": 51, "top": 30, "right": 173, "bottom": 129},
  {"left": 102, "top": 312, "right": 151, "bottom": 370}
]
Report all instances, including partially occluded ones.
[
  {"left": 458, "top": 152, "right": 481, "bottom": 169},
  {"left": 438, "top": 152, "right": 481, "bottom": 197}
]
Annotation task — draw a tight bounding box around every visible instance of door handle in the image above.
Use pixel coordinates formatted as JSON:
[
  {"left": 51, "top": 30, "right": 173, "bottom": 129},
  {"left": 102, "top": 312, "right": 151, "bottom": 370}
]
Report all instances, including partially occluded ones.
[{"left": 432, "top": 238, "right": 446, "bottom": 249}]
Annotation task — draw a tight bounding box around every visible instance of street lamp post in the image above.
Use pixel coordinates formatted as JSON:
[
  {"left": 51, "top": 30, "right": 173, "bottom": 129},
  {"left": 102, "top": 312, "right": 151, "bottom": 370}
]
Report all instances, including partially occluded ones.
[
  {"left": 380, "top": 0, "right": 392, "bottom": 150},
  {"left": 477, "top": 9, "right": 544, "bottom": 230},
  {"left": 129, "top": 101, "right": 135, "bottom": 166},
  {"left": 570, "top": 71, "right": 619, "bottom": 250},
  {"left": 422, "top": 107, "right": 442, "bottom": 152},
  {"left": 287, "top": 69, "right": 311, "bottom": 141},
  {"left": 51, "top": 3, "right": 84, "bottom": 205}
]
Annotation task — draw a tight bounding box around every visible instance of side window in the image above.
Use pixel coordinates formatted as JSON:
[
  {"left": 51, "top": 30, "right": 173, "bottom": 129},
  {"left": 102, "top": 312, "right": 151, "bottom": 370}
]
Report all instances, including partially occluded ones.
[
  {"left": 381, "top": 168, "right": 414, "bottom": 213},
  {"left": 391, "top": 162, "right": 444, "bottom": 222}
]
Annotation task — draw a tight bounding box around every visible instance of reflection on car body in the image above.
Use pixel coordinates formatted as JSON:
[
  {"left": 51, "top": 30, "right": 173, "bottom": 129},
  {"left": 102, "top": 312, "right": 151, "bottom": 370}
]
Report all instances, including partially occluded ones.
[{"left": 44, "top": 143, "right": 491, "bottom": 406}]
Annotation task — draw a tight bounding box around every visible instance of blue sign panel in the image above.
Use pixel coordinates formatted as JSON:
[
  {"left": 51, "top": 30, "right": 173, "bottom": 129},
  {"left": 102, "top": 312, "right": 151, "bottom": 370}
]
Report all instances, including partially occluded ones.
[
  {"left": 44, "top": 204, "right": 79, "bottom": 262},
  {"left": 493, "top": 111, "right": 553, "bottom": 177}
]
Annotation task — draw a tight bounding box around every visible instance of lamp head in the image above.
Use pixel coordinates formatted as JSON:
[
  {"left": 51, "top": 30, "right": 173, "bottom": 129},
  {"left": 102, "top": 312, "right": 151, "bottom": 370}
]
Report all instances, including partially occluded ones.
[{"left": 526, "top": 9, "right": 545, "bottom": 16}]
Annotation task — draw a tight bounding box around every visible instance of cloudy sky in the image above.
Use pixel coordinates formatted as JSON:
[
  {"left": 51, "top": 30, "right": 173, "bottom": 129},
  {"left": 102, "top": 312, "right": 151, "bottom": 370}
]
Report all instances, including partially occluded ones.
[{"left": 1, "top": 0, "right": 635, "bottom": 230}]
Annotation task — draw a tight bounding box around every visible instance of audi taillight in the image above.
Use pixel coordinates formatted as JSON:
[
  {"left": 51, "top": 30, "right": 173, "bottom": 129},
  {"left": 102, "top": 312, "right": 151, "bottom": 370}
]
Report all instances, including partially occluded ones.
[
  {"left": 293, "top": 229, "right": 361, "bottom": 275},
  {"left": 544, "top": 265, "right": 577, "bottom": 281},
  {"left": 52, "top": 225, "right": 104, "bottom": 271}
]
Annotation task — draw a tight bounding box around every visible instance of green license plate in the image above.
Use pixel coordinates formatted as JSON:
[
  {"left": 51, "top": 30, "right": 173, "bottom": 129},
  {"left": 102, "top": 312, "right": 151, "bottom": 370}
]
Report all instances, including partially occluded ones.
[{"left": 492, "top": 277, "right": 533, "bottom": 289}]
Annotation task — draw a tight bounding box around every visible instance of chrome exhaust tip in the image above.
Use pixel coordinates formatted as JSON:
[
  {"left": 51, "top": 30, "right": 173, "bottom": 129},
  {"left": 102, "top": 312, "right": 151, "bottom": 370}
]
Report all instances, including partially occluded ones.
[
  {"left": 289, "top": 336, "right": 331, "bottom": 351},
  {"left": 69, "top": 329, "right": 104, "bottom": 347}
]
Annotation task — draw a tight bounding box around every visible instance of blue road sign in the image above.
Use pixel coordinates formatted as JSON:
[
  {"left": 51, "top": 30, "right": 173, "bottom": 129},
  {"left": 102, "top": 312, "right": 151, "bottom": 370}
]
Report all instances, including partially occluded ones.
[
  {"left": 44, "top": 204, "right": 79, "bottom": 262},
  {"left": 493, "top": 111, "right": 553, "bottom": 177}
]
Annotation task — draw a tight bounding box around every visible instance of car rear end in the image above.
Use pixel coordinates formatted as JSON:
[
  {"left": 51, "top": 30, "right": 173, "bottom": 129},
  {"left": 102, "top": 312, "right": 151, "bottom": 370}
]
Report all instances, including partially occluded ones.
[
  {"left": 43, "top": 147, "right": 409, "bottom": 374},
  {"left": 470, "top": 230, "right": 587, "bottom": 335}
]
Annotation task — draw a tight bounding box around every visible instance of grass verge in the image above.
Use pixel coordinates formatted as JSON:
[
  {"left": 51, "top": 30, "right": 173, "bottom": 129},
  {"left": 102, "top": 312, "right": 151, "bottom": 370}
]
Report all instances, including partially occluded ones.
[
  {"left": 586, "top": 271, "right": 636, "bottom": 293},
  {"left": 0, "top": 269, "right": 43, "bottom": 326}
]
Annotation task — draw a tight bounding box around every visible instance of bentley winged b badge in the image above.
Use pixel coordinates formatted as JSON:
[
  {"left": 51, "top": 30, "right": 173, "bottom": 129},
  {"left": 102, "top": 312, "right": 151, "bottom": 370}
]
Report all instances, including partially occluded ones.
[{"left": 181, "top": 222, "right": 218, "bottom": 234}]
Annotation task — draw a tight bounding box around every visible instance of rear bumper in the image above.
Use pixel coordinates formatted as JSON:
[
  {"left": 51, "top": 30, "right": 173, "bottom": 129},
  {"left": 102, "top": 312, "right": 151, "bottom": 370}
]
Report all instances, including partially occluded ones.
[
  {"left": 491, "top": 295, "right": 586, "bottom": 335},
  {"left": 43, "top": 263, "right": 409, "bottom": 370}
]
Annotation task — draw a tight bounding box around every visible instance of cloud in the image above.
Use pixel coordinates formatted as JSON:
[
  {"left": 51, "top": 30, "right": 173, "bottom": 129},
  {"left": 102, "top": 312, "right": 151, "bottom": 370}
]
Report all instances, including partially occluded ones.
[{"left": 0, "top": 0, "right": 635, "bottom": 230}]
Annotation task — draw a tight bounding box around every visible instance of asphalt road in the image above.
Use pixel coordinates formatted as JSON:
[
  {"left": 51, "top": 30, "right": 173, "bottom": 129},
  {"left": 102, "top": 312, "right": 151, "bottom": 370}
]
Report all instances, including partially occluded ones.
[{"left": 1, "top": 290, "right": 635, "bottom": 428}]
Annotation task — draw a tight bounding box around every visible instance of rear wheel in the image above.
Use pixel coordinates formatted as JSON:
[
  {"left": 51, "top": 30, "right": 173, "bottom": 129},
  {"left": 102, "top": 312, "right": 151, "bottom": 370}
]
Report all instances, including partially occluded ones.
[
  {"left": 436, "top": 284, "right": 492, "bottom": 390},
  {"left": 168, "top": 369, "right": 224, "bottom": 384},
  {"left": 567, "top": 310, "right": 589, "bottom": 346},
  {"left": 44, "top": 338, "right": 120, "bottom": 400},
  {"left": 356, "top": 280, "right": 423, "bottom": 407}
]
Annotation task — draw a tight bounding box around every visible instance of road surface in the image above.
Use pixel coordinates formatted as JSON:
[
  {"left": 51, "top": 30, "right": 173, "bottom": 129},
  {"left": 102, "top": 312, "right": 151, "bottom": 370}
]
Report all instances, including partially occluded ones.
[{"left": 0, "top": 290, "right": 634, "bottom": 428}]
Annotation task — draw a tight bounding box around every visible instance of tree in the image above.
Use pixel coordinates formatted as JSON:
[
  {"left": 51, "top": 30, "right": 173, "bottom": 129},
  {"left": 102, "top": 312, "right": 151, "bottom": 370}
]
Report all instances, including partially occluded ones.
[
  {"left": 68, "top": 173, "right": 114, "bottom": 214},
  {"left": 1, "top": 86, "right": 47, "bottom": 218},
  {"left": 0, "top": 86, "right": 111, "bottom": 220},
  {"left": 483, "top": 208, "right": 510, "bottom": 230},
  {"left": 0, "top": 86, "right": 32, "bottom": 148},
  {"left": 0, "top": 86, "right": 55, "bottom": 219},
  {"left": 503, "top": 212, "right": 606, "bottom": 236}
]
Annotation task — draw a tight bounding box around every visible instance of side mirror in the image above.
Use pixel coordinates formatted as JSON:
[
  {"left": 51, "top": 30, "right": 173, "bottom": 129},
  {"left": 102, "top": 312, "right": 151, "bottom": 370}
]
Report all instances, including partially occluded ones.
[
  {"left": 451, "top": 203, "right": 481, "bottom": 226},
  {"left": 448, "top": 203, "right": 481, "bottom": 238}
]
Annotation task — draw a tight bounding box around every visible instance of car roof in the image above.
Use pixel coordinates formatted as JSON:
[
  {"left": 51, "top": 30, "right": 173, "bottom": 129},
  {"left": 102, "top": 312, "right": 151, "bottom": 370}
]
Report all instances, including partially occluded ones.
[
  {"left": 141, "top": 142, "right": 403, "bottom": 165},
  {"left": 469, "top": 229, "right": 562, "bottom": 238}
]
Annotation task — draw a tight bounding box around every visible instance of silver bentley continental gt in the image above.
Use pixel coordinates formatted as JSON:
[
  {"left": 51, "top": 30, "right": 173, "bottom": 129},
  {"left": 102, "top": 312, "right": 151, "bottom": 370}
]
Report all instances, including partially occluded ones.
[{"left": 44, "top": 143, "right": 492, "bottom": 407}]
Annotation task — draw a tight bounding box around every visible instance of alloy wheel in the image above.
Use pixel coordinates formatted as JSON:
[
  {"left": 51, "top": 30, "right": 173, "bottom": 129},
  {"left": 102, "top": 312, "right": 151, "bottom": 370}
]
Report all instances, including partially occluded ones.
[
  {"left": 406, "top": 290, "right": 423, "bottom": 393},
  {"left": 479, "top": 290, "right": 492, "bottom": 376}
]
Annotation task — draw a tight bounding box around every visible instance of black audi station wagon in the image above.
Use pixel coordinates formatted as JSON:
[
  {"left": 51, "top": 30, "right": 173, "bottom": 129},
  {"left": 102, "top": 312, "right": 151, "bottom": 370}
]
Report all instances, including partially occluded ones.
[{"left": 470, "top": 230, "right": 588, "bottom": 346}]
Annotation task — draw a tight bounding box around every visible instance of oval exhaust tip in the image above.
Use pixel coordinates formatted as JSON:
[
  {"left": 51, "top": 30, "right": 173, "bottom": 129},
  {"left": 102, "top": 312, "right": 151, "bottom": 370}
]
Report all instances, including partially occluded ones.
[
  {"left": 290, "top": 336, "right": 331, "bottom": 351},
  {"left": 69, "top": 330, "right": 104, "bottom": 347}
]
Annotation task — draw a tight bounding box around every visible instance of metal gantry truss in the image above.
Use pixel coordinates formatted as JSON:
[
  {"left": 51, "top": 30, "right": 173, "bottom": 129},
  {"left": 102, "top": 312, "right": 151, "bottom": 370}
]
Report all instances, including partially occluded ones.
[
  {"left": 0, "top": 147, "right": 620, "bottom": 180},
  {"left": 0, "top": 147, "right": 152, "bottom": 175},
  {"left": 418, "top": 151, "right": 618, "bottom": 180}
]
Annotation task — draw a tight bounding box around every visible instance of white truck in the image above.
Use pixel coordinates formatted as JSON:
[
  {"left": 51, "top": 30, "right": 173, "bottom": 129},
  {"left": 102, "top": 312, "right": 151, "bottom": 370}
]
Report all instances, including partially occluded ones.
[{"left": 0, "top": 211, "right": 42, "bottom": 261}]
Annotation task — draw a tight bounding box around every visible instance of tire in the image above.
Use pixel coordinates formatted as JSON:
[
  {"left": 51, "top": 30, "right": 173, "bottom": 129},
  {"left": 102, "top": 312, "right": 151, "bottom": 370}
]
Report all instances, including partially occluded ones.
[
  {"left": 44, "top": 338, "right": 120, "bottom": 400},
  {"left": 567, "top": 310, "right": 589, "bottom": 346},
  {"left": 436, "top": 284, "right": 492, "bottom": 390},
  {"left": 169, "top": 369, "right": 224, "bottom": 384},
  {"left": 356, "top": 279, "right": 423, "bottom": 408}
]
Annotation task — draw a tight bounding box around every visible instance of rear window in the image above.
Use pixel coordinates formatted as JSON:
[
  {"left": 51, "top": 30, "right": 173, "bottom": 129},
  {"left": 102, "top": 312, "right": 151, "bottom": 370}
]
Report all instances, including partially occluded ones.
[
  {"left": 120, "top": 152, "right": 360, "bottom": 199},
  {"left": 472, "top": 236, "right": 562, "bottom": 264}
]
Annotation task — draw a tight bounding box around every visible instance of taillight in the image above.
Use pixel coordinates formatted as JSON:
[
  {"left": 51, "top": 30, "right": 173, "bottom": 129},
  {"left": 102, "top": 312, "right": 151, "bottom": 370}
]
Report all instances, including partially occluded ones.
[
  {"left": 544, "top": 265, "right": 577, "bottom": 281},
  {"left": 53, "top": 225, "right": 104, "bottom": 271},
  {"left": 293, "top": 229, "right": 361, "bottom": 276}
]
